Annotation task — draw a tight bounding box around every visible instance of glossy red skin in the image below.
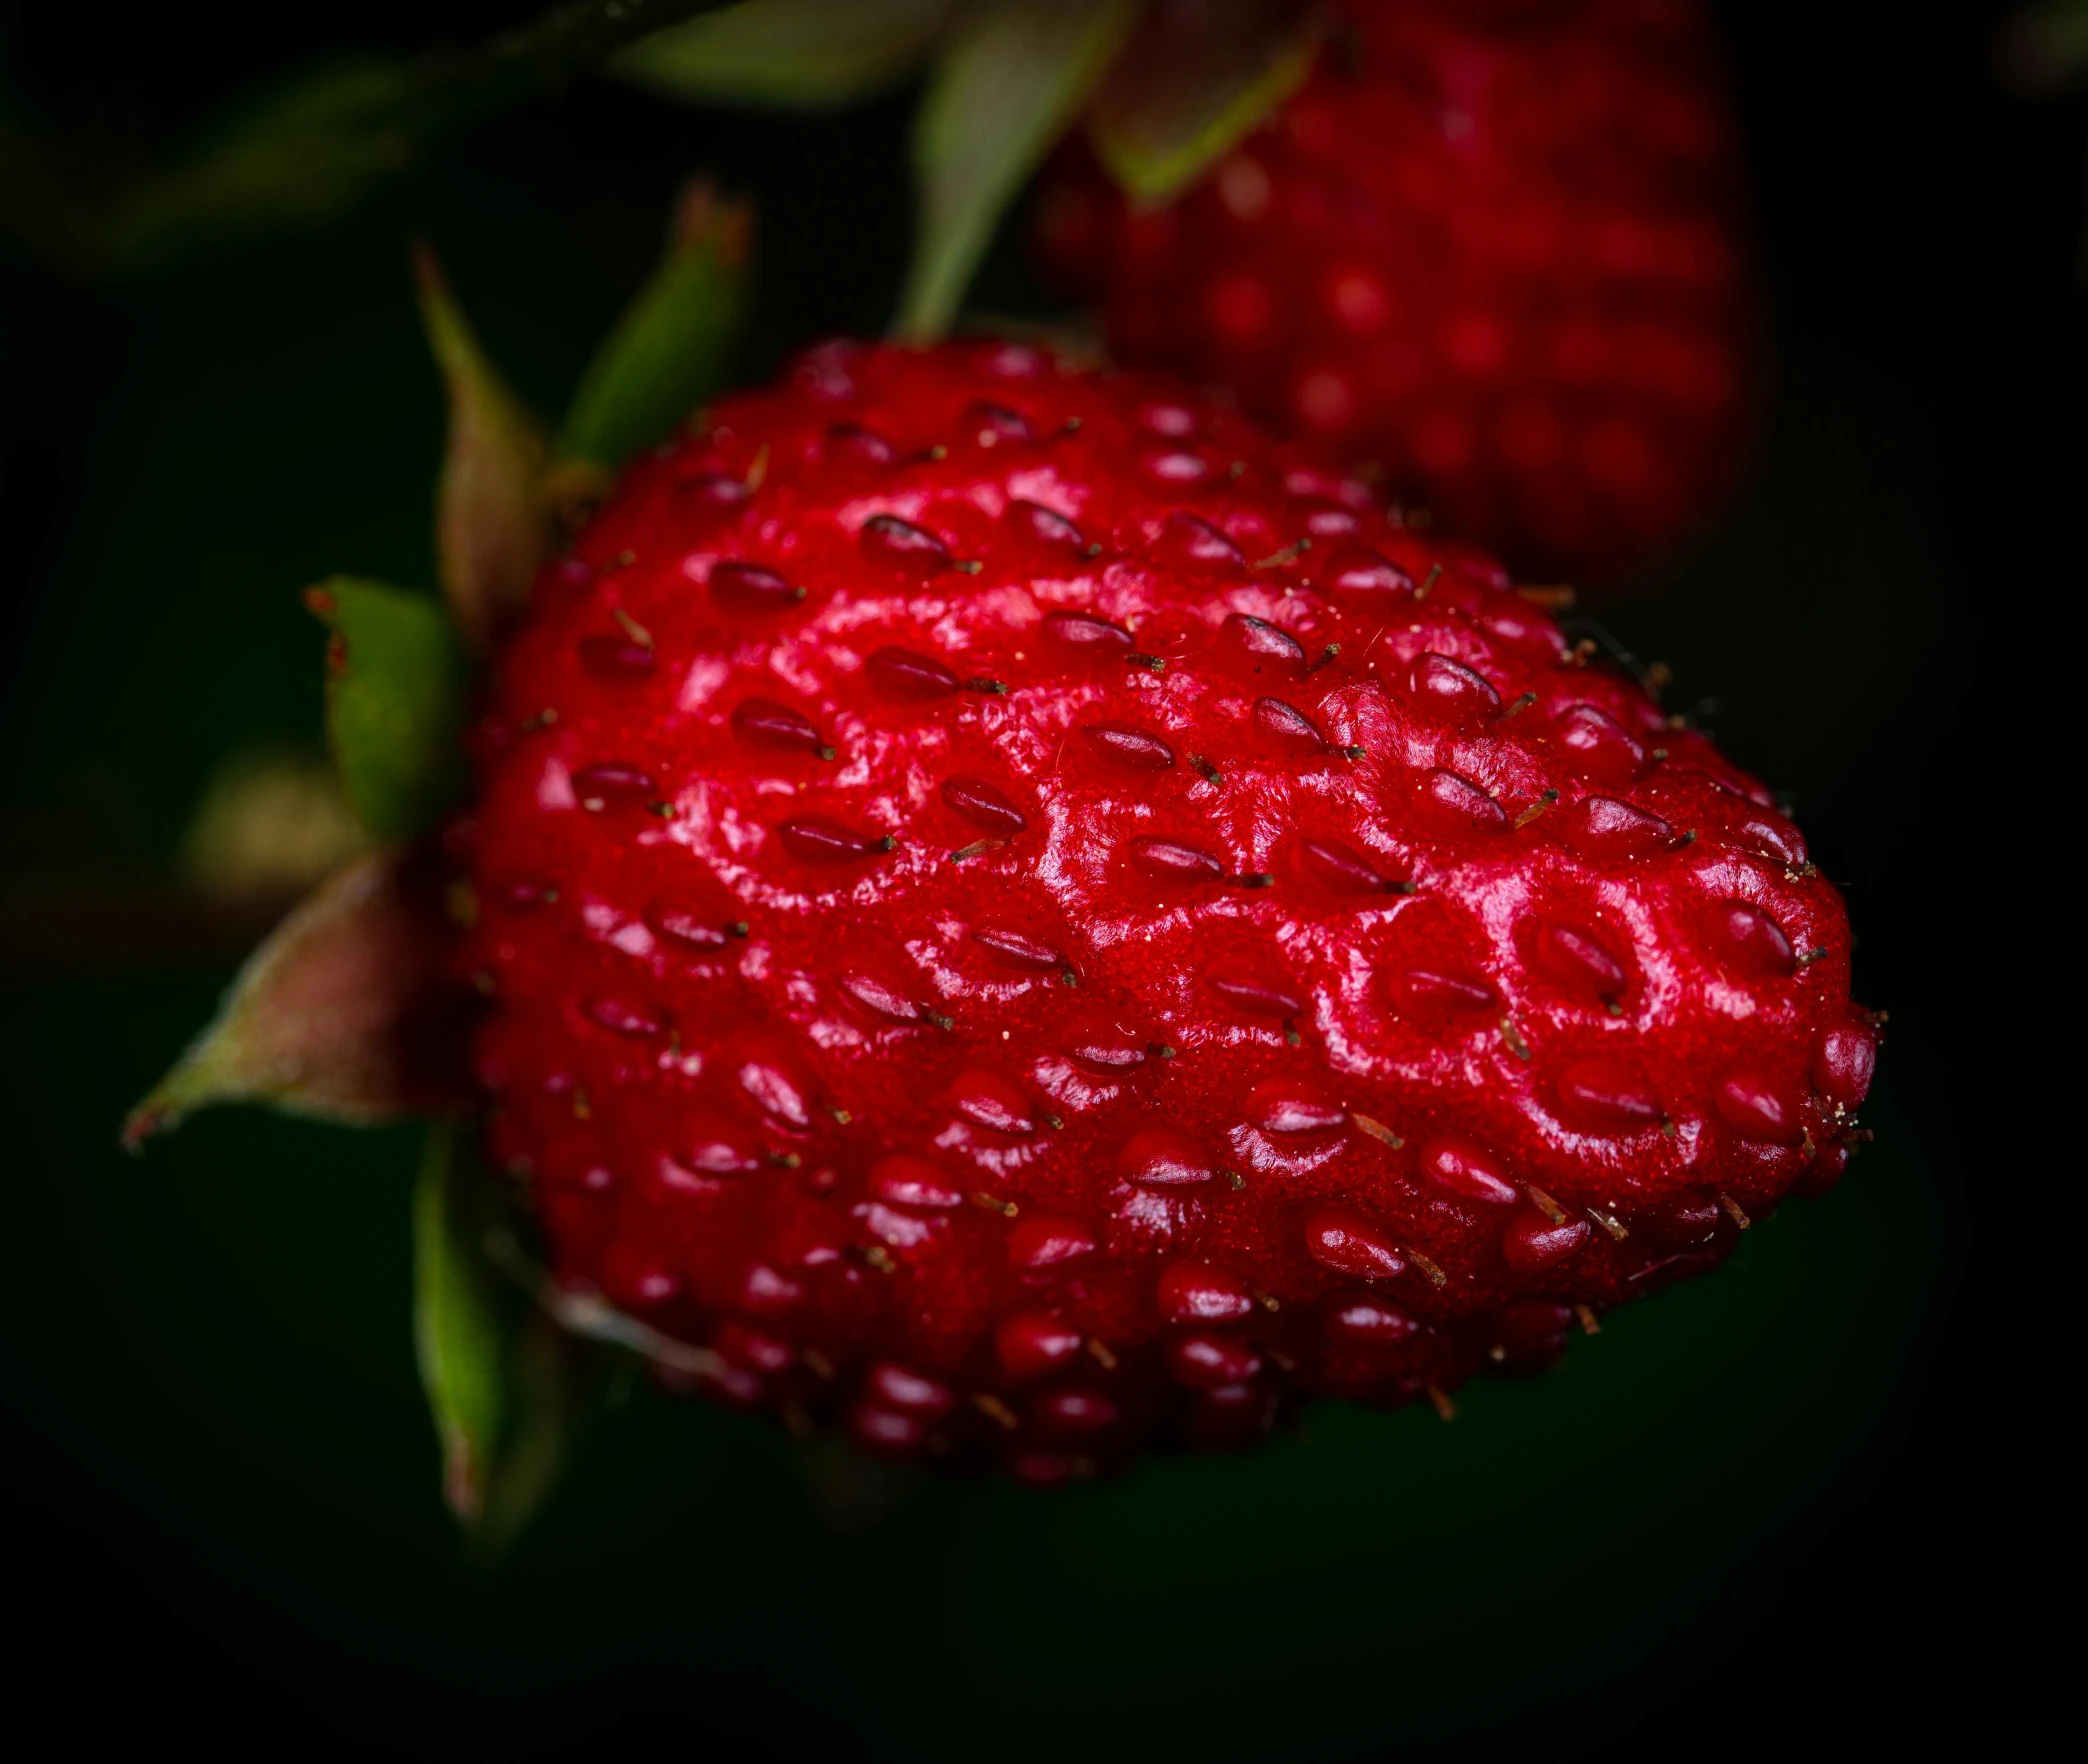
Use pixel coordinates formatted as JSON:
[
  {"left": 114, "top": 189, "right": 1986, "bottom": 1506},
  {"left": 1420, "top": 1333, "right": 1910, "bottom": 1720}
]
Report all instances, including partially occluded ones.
[
  {"left": 464, "top": 340, "right": 1870, "bottom": 1475},
  {"left": 1035, "top": 0, "right": 1754, "bottom": 583}
]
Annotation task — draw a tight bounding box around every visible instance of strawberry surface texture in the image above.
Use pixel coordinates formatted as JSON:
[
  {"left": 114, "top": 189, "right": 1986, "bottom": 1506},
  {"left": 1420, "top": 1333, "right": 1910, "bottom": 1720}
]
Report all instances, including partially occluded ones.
[
  {"left": 1036, "top": 0, "right": 1755, "bottom": 582},
  {"left": 464, "top": 340, "right": 1872, "bottom": 1478}
]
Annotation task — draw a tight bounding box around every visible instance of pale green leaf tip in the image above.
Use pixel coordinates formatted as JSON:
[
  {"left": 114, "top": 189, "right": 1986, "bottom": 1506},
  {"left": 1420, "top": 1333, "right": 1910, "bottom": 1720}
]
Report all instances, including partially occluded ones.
[
  {"left": 1092, "top": 14, "right": 1323, "bottom": 205},
  {"left": 117, "top": 999, "right": 318, "bottom": 1151},
  {"left": 893, "top": 0, "right": 1137, "bottom": 344},
  {"left": 120, "top": 966, "right": 267, "bottom": 1150},
  {"left": 668, "top": 175, "right": 755, "bottom": 265},
  {"left": 120, "top": 1055, "right": 212, "bottom": 1152},
  {"left": 409, "top": 237, "right": 546, "bottom": 449},
  {"left": 411, "top": 239, "right": 482, "bottom": 379},
  {"left": 303, "top": 576, "right": 350, "bottom": 632},
  {"left": 441, "top": 1423, "right": 486, "bottom": 1525},
  {"left": 412, "top": 238, "right": 554, "bottom": 648},
  {"left": 554, "top": 177, "right": 755, "bottom": 469},
  {"left": 411, "top": 238, "right": 460, "bottom": 361},
  {"left": 117, "top": 1005, "right": 325, "bottom": 1153}
]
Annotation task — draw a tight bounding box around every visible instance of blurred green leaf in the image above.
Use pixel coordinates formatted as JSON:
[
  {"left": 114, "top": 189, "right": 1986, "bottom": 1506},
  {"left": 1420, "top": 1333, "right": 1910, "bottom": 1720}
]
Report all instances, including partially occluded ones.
[
  {"left": 2, "top": 2, "right": 734, "bottom": 277},
  {"left": 121, "top": 845, "right": 471, "bottom": 1147},
  {"left": 105, "top": 60, "right": 417, "bottom": 273},
  {"left": 896, "top": 0, "right": 1137, "bottom": 342},
  {"left": 1088, "top": 0, "right": 1322, "bottom": 203},
  {"left": 615, "top": 0, "right": 961, "bottom": 108},
  {"left": 557, "top": 180, "right": 756, "bottom": 472},
  {"left": 414, "top": 249, "right": 555, "bottom": 651},
  {"left": 306, "top": 578, "right": 466, "bottom": 843}
]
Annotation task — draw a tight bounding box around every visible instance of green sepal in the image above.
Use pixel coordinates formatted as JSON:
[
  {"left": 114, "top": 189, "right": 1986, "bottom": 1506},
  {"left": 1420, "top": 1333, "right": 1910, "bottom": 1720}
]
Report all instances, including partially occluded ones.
[
  {"left": 415, "top": 1121, "right": 506, "bottom": 1526},
  {"left": 414, "top": 245, "right": 554, "bottom": 651},
  {"left": 305, "top": 577, "right": 466, "bottom": 844},
  {"left": 556, "top": 180, "right": 755, "bottom": 473},
  {"left": 895, "top": 0, "right": 1137, "bottom": 342},
  {"left": 121, "top": 844, "right": 472, "bottom": 1148},
  {"left": 614, "top": 0, "right": 960, "bottom": 109},
  {"left": 1088, "top": 0, "right": 1323, "bottom": 204},
  {"left": 414, "top": 1121, "right": 579, "bottom": 1554}
]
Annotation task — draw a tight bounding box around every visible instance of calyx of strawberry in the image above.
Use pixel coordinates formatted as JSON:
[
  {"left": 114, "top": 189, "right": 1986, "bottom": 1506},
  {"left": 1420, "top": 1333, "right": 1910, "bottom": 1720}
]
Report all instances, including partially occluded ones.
[{"left": 126, "top": 180, "right": 752, "bottom": 1539}]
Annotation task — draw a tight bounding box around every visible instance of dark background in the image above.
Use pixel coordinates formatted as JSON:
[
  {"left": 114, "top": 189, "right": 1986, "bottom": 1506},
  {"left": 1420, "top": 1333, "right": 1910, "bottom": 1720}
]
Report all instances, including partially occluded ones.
[{"left": 0, "top": 2, "right": 2071, "bottom": 1757}]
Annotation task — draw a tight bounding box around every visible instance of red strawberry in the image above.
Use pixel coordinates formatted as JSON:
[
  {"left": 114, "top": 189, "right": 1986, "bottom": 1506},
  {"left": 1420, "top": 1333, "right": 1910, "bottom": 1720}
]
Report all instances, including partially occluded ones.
[
  {"left": 462, "top": 339, "right": 1871, "bottom": 1477},
  {"left": 1035, "top": 0, "right": 1756, "bottom": 583}
]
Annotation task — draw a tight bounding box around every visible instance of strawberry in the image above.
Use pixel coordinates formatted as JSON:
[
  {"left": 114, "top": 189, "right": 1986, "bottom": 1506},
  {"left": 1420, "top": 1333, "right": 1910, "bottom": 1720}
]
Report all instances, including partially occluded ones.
[
  {"left": 462, "top": 338, "right": 1871, "bottom": 1477},
  {"left": 1035, "top": 0, "right": 1756, "bottom": 583}
]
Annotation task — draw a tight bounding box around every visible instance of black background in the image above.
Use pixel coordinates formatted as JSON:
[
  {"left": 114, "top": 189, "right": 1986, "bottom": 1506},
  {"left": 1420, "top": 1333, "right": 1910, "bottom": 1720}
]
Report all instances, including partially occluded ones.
[{"left": 0, "top": 3, "right": 2071, "bottom": 1757}]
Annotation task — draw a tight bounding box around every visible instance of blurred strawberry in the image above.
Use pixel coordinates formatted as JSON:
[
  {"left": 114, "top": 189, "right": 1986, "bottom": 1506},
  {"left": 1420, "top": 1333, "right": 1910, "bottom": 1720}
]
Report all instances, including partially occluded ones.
[{"left": 1036, "top": 0, "right": 1758, "bottom": 582}]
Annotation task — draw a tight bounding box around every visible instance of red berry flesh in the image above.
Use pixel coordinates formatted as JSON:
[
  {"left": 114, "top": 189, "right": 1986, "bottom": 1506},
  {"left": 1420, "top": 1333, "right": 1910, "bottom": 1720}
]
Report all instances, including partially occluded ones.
[{"left": 464, "top": 339, "right": 1869, "bottom": 1474}]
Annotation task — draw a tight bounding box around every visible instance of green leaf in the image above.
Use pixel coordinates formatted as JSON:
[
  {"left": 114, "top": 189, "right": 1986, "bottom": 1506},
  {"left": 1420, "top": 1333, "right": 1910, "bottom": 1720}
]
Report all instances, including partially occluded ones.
[
  {"left": 1088, "top": 0, "right": 1323, "bottom": 204},
  {"left": 895, "top": 0, "right": 1137, "bottom": 342},
  {"left": 122, "top": 844, "right": 472, "bottom": 1148},
  {"left": 556, "top": 180, "right": 755, "bottom": 473},
  {"left": 414, "top": 247, "right": 554, "bottom": 650},
  {"left": 305, "top": 578, "right": 466, "bottom": 843},
  {"left": 615, "top": 0, "right": 960, "bottom": 109}
]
